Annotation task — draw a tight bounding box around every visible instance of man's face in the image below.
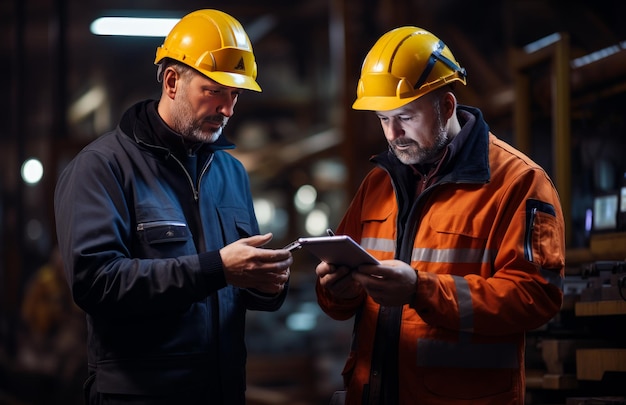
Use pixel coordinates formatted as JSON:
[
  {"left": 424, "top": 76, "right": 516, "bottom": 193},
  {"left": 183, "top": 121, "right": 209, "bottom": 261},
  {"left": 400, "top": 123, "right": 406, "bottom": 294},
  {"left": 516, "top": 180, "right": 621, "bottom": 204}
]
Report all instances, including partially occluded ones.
[
  {"left": 171, "top": 72, "right": 243, "bottom": 144},
  {"left": 375, "top": 93, "right": 448, "bottom": 165}
]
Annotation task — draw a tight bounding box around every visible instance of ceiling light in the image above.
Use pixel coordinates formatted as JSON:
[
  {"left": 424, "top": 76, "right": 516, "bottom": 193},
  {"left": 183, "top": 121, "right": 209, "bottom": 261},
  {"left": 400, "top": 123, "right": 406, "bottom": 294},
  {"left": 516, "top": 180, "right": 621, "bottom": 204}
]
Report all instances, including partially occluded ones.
[
  {"left": 90, "top": 17, "right": 179, "bottom": 37},
  {"left": 571, "top": 43, "right": 624, "bottom": 68},
  {"left": 523, "top": 33, "right": 561, "bottom": 54}
]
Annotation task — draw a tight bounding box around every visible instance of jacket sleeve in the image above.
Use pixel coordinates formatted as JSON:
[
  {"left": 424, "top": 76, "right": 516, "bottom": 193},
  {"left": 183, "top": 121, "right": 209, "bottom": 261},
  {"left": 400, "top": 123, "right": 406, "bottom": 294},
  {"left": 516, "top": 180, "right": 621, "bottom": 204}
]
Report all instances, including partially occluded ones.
[
  {"left": 413, "top": 165, "right": 565, "bottom": 336},
  {"left": 54, "top": 148, "right": 224, "bottom": 319},
  {"left": 243, "top": 286, "right": 289, "bottom": 312}
]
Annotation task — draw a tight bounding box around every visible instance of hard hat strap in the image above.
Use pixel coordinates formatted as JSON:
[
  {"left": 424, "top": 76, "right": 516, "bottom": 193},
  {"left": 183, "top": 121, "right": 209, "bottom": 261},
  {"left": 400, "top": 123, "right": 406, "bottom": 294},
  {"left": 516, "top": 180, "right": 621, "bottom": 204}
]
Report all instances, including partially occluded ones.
[{"left": 414, "top": 40, "right": 465, "bottom": 90}]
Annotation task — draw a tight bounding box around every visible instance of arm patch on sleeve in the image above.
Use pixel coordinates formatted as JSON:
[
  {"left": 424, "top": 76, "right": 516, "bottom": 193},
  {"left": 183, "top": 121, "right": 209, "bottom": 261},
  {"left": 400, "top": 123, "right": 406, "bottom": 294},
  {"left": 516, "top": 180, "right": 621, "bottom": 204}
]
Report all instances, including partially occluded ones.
[{"left": 524, "top": 199, "right": 563, "bottom": 272}]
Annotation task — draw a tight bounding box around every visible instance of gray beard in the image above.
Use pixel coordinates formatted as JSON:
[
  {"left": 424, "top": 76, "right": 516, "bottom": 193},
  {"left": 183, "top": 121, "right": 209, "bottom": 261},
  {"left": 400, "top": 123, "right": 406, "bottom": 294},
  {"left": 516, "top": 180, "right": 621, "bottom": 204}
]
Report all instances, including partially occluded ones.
[
  {"left": 391, "top": 130, "right": 448, "bottom": 165},
  {"left": 185, "top": 125, "right": 223, "bottom": 144}
]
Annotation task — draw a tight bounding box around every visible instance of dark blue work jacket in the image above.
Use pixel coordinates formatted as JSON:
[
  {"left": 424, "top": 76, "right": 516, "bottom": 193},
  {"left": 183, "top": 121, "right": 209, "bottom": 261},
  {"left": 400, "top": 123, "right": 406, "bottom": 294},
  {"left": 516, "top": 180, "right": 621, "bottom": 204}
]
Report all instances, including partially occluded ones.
[{"left": 54, "top": 100, "right": 287, "bottom": 403}]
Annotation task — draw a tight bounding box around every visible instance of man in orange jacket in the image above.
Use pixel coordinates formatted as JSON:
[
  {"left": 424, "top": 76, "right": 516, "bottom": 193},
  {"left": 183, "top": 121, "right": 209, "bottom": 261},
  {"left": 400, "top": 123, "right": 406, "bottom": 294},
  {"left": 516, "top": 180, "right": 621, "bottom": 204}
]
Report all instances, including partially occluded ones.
[{"left": 316, "top": 26, "right": 564, "bottom": 405}]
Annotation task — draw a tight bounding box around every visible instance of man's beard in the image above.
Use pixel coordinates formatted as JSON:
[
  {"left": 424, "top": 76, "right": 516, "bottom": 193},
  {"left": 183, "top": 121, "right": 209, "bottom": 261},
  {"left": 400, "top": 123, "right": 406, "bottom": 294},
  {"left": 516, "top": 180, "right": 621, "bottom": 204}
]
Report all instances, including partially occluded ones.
[
  {"left": 179, "top": 118, "right": 225, "bottom": 144},
  {"left": 390, "top": 128, "right": 448, "bottom": 165},
  {"left": 389, "top": 111, "right": 448, "bottom": 165},
  {"left": 171, "top": 92, "right": 227, "bottom": 144}
]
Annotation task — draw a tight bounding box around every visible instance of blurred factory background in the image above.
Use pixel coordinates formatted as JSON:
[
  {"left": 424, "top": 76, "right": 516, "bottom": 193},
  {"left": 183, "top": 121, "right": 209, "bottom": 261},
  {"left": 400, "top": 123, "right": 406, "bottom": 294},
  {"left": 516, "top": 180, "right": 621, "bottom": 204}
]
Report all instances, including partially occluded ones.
[{"left": 1, "top": 0, "right": 626, "bottom": 404}]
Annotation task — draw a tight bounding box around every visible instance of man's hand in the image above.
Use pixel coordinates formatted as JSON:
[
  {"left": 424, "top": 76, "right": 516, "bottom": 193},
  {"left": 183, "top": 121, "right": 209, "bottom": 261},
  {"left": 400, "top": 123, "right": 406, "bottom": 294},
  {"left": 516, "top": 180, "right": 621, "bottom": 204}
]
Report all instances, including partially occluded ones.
[
  {"left": 220, "top": 233, "right": 292, "bottom": 295},
  {"left": 353, "top": 260, "right": 417, "bottom": 306},
  {"left": 316, "top": 261, "right": 364, "bottom": 300}
]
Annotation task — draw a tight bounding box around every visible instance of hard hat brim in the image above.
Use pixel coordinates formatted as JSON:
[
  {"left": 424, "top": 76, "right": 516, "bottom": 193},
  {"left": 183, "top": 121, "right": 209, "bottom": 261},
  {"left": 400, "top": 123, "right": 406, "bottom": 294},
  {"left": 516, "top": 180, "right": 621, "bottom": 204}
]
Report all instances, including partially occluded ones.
[
  {"left": 202, "top": 70, "right": 262, "bottom": 92},
  {"left": 352, "top": 94, "right": 420, "bottom": 112}
]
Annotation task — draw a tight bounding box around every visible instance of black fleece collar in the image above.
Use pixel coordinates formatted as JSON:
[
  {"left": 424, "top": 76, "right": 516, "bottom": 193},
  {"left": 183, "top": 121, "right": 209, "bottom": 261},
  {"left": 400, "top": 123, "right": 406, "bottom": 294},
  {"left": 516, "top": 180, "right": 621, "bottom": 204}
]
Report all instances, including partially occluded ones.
[{"left": 119, "top": 100, "right": 236, "bottom": 159}]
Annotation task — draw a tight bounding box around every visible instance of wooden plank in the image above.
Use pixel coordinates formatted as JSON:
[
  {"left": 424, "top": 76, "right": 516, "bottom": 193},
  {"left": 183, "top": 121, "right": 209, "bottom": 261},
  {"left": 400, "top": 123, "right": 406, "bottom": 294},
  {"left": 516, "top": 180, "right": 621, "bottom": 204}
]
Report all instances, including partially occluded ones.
[
  {"left": 526, "top": 369, "right": 578, "bottom": 390},
  {"left": 576, "top": 349, "right": 626, "bottom": 381},
  {"left": 575, "top": 300, "right": 626, "bottom": 316}
]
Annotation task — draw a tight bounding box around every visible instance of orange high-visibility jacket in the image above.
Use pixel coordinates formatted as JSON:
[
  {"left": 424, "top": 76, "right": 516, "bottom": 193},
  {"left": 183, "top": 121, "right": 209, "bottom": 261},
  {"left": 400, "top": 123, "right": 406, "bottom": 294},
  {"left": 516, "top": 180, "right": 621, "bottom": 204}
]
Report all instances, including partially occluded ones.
[{"left": 317, "top": 106, "right": 565, "bottom": 405}]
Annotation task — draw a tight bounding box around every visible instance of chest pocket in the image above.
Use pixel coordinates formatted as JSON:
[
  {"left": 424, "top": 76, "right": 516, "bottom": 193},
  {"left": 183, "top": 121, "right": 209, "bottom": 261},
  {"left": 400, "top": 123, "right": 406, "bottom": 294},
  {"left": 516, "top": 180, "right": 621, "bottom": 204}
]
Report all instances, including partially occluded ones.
[
  {"left": 135, "top": 219, "right": 194, "bottom": 258},
  {"left": 359, "top": 200, "right": 396, "bottom": 259},
  {"left": 361, "top": 189, "right": 395, "bottom": 226},
  {"left": 428, "top": 211, "right": 490, "bottom": 240},
  {"left": 360, "top": 206, "right": 395, "bottom": 245},
  {"left": 137, "top": 220, "right": 189, "bottom": 244},
  {"left": 217, "top": 207, "right": 255, "bottom": 244}
]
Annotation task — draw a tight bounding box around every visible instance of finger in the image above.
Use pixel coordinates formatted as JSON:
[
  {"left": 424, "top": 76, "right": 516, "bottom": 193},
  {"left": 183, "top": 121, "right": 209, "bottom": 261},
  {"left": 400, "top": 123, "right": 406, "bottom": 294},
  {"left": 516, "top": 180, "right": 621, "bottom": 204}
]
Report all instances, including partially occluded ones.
[
  {"left": 237, "top": 247, "right": 291, "bottom": 268},
  {"left": 240, "top": 233, "right": 274, "bottom": 248},
  {"left": 325, "top": 264, "right": 351, "bottom": 278},
  {"left": 258, "top": 249, "right": 293, "bottom": 263},
  {"left": 316, "top": 262, "right": 332, "bottom": 277},
  {"left": 268, "top": 267, "right": 291, "bottom": 280}
]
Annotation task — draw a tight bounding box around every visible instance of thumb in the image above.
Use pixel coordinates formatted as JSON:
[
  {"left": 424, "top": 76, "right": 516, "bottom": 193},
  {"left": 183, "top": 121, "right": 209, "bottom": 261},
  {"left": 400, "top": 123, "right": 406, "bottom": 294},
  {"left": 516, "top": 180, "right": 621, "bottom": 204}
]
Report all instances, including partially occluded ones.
[{"left": 239, "top": 233, "right": 273, "bottom": 248}]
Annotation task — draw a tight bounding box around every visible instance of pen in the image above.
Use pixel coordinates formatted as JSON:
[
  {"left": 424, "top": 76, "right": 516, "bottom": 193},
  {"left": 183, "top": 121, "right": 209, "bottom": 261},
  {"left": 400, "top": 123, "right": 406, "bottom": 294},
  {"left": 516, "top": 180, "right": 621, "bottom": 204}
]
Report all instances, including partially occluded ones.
[{"left": 326, "top": 228, "right": 335, "bottom": 236}]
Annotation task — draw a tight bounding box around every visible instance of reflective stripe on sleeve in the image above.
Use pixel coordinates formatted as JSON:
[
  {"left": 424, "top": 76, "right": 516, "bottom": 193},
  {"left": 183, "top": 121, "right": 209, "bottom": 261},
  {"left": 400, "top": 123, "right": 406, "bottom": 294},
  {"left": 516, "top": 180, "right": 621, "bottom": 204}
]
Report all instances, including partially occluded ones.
[{"left": 453, "top": 276, "right": 474, "bottom": 333}]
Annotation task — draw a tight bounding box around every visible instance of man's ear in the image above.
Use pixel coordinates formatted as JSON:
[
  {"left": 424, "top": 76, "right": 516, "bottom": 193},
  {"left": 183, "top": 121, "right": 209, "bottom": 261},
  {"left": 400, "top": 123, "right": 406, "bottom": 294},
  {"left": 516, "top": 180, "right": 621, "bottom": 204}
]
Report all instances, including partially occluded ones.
[
  {"left": 442, "top": 91, "right": 457, "bottom": 120},
  {"left": 162, "top": 67, "right": 179, "bottom": 99}
]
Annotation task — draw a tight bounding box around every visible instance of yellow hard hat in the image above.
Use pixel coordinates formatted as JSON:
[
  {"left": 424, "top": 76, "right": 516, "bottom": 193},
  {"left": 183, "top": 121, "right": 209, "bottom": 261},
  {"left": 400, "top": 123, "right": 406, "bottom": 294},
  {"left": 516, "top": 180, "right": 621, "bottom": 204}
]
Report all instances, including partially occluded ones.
[
  {"left": 352, "top": 26, "right": 466, "bottom": 111},
  {"left": 155, "top": 9, "right": 261, "bottom": 92}
]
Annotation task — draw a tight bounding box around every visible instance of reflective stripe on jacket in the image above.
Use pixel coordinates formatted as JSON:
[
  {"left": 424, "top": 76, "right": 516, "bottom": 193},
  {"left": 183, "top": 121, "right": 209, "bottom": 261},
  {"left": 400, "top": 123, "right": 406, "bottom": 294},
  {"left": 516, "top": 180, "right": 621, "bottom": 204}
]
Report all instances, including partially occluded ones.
[{"left": 316, "top": 105, "right": 565, "bottom": 405}]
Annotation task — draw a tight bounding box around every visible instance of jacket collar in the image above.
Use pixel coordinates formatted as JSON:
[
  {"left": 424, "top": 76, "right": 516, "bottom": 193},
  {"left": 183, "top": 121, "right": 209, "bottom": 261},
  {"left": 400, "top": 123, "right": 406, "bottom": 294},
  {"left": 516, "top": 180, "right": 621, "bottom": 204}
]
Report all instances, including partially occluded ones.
[{"left": 119, "top": 100, "right": 236, "bottom": 159}]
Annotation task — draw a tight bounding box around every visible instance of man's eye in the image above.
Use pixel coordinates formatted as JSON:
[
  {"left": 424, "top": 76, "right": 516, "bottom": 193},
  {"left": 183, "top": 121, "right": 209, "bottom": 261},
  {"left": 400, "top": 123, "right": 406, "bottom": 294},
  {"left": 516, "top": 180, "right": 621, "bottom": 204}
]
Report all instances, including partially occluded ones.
[
  {"left": 399, "top": 116, "right": 412, "bottom": 122},
  {"left": 202, "top": 87, "right": 221, "bottom": 95}
]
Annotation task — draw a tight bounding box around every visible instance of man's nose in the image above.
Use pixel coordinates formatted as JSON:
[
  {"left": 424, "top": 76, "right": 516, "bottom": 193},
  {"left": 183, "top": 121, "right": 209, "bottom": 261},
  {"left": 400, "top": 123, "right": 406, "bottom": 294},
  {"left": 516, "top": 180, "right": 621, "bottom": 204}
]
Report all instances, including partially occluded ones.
[
  {"left": 388, "top": 119, "right": 404, "bottom": 138},
  {"left": 217, "top": 96, "right": 236, "bottom": 117}
]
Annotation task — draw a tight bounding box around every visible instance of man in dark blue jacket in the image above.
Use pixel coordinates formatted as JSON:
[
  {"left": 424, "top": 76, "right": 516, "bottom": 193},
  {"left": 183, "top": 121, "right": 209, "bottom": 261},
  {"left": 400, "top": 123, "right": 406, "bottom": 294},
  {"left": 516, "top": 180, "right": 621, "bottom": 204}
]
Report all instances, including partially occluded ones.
[{"left": 54, "top": 9, "right": 292, "bottom": 405}]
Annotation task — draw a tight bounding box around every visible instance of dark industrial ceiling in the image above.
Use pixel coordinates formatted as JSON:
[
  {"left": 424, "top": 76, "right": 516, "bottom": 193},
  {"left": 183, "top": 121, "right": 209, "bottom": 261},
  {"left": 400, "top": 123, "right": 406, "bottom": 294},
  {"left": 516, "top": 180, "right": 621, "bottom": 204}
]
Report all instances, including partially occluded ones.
[{"left": 4, "top": 0, "right": 626, "bottom": 139}]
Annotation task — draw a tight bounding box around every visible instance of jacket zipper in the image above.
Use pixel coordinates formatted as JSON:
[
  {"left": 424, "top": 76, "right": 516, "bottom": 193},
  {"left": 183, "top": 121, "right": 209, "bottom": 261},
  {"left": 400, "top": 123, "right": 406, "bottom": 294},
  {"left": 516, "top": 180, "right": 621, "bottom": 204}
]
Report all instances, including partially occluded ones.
[
  {"left": 133, "top": 132, "right": 215, "bottom": 203},
  {"left": 196, "top": 154, "right": 214, "bottom": 201},
  {"left": 167, "top": 153, "right": 214, "bottom": 202},
  {"left": 525, "top": 207, "right": 537, "bottom": 262}
]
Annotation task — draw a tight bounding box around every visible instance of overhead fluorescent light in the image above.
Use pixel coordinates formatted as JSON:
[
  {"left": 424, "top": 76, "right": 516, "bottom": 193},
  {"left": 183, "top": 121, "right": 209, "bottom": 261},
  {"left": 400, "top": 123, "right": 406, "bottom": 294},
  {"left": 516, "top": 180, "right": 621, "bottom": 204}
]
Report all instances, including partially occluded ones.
[
  {"left": 523, "top": 33, "right": 562, "bottom": 54},
  {"left": 90, "top": 17, "right": 180, "bottom": 37},
  {"left": 571, "top": 42, "right": 625, "bottom": 68},
  {"left": 524, "top": 32, "right": 626, "bottom": 69},
  {"left": 68, "top": 85, "right": 106, "bottom": 122}
]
